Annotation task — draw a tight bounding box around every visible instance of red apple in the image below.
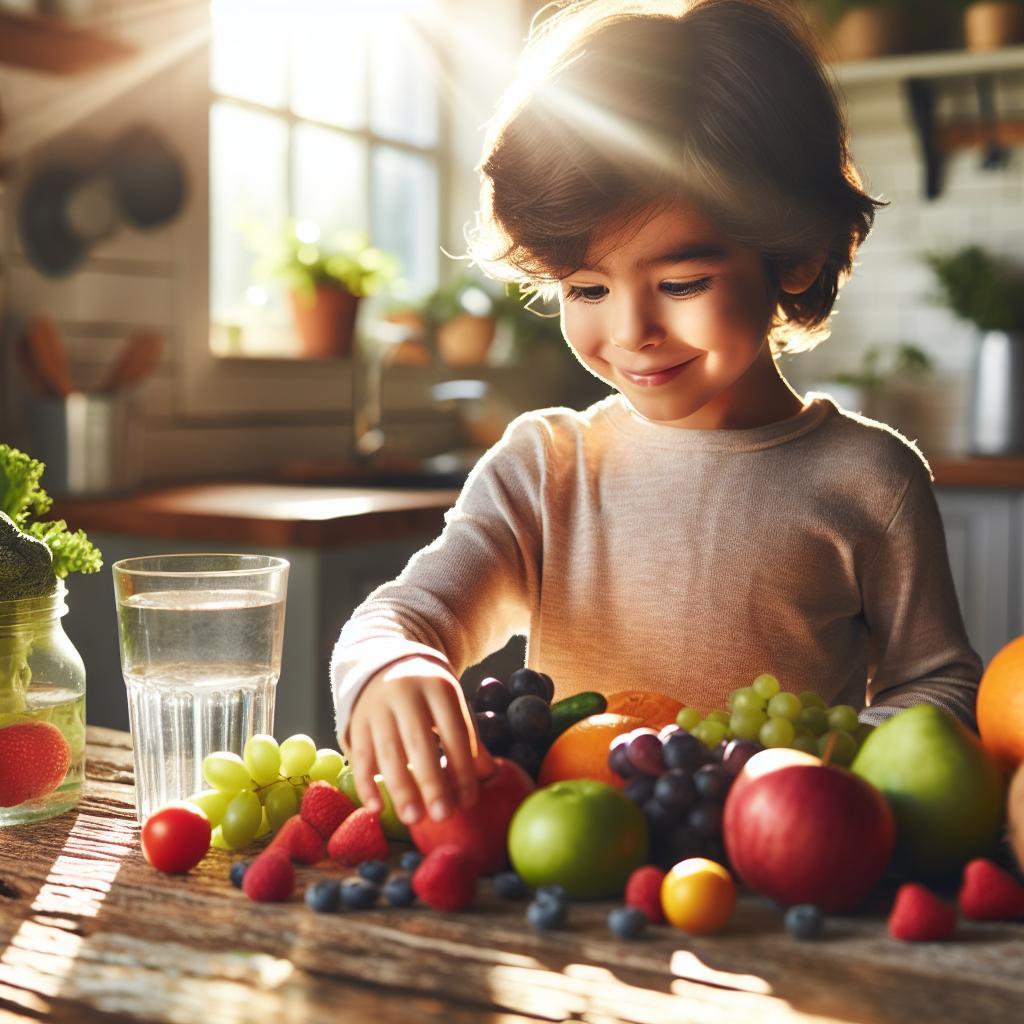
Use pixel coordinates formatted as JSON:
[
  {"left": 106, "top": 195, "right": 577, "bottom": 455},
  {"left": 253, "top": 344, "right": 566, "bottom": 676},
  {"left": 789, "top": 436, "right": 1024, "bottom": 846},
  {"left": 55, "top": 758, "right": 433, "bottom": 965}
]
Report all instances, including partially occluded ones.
[
  {"left": 409, "top": 757, "right": 535, "bottom": 874},
  {"left": 723, "top": 748, "right": 895, "bottom": 913}
]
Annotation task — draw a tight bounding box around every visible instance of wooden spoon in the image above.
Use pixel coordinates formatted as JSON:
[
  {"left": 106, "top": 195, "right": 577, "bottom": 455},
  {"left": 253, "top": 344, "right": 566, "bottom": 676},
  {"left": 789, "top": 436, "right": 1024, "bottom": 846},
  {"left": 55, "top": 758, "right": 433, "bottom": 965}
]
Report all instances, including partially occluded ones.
[
  {"left": 103, "top": 330, "right": 162, "bottom": 392},
  {"left": 24, "top": 316, "right": 74, "bottom": 397}
]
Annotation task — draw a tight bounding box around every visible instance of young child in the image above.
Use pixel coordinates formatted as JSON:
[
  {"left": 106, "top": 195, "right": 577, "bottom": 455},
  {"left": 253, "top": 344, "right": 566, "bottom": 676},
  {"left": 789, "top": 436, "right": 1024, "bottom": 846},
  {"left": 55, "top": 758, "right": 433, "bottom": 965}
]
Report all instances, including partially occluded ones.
[{"left": 332, "top": 0, "right": 981, "bottom": 827}]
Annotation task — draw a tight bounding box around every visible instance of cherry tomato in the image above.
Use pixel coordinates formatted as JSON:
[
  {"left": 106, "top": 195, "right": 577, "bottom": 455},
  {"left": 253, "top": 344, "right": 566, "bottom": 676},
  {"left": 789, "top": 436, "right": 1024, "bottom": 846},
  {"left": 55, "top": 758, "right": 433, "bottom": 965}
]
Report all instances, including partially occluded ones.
[
  {"left": 661, "top": 857, "right": 736, "bottom": 934},
  {"left": 142, "top": 803, "right": 212, "bottom": 873}
]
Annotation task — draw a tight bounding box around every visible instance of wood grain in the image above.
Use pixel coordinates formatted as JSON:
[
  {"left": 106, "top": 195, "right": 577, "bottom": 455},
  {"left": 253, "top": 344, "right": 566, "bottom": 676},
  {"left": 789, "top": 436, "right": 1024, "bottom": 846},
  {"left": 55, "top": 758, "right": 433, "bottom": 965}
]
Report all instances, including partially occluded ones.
[{"left": 0, "top": 728, "right": 1021, "bottom": 1024}]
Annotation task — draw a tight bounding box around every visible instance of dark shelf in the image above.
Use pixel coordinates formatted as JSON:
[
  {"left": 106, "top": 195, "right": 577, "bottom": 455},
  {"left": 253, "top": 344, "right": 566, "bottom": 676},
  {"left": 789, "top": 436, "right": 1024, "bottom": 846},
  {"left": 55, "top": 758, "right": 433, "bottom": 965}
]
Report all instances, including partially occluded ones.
[{"left": 0, "top": 11, "right": 134, "bottom": 75}]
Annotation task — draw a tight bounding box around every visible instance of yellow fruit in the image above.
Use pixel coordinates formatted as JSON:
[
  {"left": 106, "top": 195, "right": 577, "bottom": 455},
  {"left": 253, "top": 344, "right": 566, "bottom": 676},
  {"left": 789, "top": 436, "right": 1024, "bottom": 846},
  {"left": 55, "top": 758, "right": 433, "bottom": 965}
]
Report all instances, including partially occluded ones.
[
  {"left": 977, "top": 635, "right": 1024, "bottom": 771},
  {"left": 660, "top": 857, "right": 737, "bottom": 934},
  {"left": 1009, "top": 763, "right": 1024, "bottom": 874}
]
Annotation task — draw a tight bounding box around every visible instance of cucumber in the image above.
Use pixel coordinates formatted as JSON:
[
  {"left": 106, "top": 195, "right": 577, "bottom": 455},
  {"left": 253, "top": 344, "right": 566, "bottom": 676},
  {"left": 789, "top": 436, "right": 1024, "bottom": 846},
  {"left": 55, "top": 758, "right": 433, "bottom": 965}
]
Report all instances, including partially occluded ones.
[{"left": 548, "top": 691, "right": 608, "bottom": 740}]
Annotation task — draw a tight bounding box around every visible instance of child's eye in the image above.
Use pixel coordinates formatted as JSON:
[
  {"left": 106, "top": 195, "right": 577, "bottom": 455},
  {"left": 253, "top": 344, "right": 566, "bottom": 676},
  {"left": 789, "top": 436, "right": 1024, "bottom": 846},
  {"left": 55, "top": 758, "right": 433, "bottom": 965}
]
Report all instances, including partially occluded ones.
[
  {"left": 661, "top": 278, "right": 712, "bottom": 298},
  {"left": 564, "top": 284, "right": 607, "bottom": 303}
]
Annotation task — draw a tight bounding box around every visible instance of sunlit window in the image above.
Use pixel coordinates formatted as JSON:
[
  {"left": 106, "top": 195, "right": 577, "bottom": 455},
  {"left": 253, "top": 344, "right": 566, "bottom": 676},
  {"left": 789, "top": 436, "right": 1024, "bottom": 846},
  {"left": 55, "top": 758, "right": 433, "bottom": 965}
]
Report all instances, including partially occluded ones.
[{"left": 209, "top": 0, "right": 443, "bottom": 357}]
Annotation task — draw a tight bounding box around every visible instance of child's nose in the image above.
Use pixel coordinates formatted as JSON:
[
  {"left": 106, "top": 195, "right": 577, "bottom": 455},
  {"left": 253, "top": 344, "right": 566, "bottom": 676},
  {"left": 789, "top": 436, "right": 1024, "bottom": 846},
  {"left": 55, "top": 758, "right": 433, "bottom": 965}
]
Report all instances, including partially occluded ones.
[{"left": 609, "top": 297, "right": 663, "bottom": 351}]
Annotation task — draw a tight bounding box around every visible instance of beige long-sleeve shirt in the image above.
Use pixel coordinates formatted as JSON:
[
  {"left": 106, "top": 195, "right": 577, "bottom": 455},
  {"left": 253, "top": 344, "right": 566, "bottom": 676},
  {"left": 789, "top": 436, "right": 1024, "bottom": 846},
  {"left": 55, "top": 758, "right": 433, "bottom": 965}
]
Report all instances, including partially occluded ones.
[{"left": 332, "top": 394, "right": 981, "bottom": 742}]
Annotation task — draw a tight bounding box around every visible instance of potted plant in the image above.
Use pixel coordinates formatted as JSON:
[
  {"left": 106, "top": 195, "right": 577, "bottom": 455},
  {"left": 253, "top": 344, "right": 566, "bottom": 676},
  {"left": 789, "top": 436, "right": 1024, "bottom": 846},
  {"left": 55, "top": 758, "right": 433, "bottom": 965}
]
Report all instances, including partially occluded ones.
[
  {"left": 423, "top": 273, "right": 502, "bottom": 368},
  {"left": 924, "top": 245, "right": 1024, "bottom": 454},
  {"left": 960, "top": 0, "right": 1024, "bottom": 50},
  {"left": 813, "top": 0, "right": 914, "bottom": 59}
]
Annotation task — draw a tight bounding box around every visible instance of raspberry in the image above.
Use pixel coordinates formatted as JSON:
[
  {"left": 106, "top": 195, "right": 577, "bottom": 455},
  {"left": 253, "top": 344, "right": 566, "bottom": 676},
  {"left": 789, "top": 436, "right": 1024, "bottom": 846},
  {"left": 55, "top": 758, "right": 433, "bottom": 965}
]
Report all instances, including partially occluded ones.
[
  {"left": 327, "top": 808, "right": 389, "bottom": 866},
  {"left": 625, "top": 865, "right": 666, "bottom": 924},
  {"left": 268, "top": 816, "right": 325, "bottom": 865},
  {"left": 887, "top": 883, "right": 956, "bottom": 942},
  {"left": 0, "top": 722, "right": 71, "bottom": 807},
  {"left": 958, "top": 858, "right": 1024, "bottom": 921},
  {"left": 300, "top": 781, "right": 356, "bottom": 839},
  {"left": 412, "top": 845, "right": 478, "bottom": 912},
  {"left": 242, "top": 851, "right": 294, "bottom": 903}
]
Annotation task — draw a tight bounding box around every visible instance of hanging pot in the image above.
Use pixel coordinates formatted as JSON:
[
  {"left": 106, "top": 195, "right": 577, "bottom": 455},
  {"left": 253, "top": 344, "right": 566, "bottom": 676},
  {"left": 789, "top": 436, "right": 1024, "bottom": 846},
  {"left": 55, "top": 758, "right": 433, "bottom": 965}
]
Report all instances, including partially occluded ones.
[
  {"left": 288, "top": 283, "right": 360, "bottom": 359},
  {"left": 968, "top": 329, "right": 1024, "bottom": 455}
]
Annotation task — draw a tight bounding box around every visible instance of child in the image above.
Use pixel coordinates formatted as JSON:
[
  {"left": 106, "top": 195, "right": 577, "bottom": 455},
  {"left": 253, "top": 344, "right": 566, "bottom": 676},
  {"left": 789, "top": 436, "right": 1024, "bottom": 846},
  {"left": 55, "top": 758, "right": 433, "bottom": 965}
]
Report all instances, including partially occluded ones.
[{"left": 332, "top": 0, "right": 981, "bottom": 827}]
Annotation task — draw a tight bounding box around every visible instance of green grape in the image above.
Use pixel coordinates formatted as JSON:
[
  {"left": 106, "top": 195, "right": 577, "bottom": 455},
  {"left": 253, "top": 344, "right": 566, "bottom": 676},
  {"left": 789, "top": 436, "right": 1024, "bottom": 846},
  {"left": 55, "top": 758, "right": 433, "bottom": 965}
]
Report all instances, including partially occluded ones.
[
  {"left": 675, "top": 707, "right": 702, "bottom": 731},
  {"left": 243, "top": 734, "right": 282, "bottom": 787},
  {"left": 695, "top": 719, "right": 728, "bottom": 747},
  {"left": 799, "top": 691, "right": 827, "bottom": 710},
  {"left": 265, "top": 780, "right": 300, "bottom": 831},
  {"left": 767, "top": 692, "right": 802, "bottom": 721},
  {"left": 210, "top": 826, "right": 231, "bottom": 851},
  {"left": 791, "top": 732, "right": 819, "bottom": 755},
  {"left": 732, "top": 687, "right": 766, "bottom": 713},
  {"left": 818, "top": 729, "right": 857, "bottom": 765},
  {"left": 799, "top": 706, "right": 830, "bottom": 735},
  {"left": 309, "top": 748, "right": 345, "bottom": 784},
  {"left": 827, "top": 704, "right": 859, "bottom": 734},
  {"left": 188, "top": 789, "right": 233, "bottom": 828},
  {"left": 338, "top": 767, "right": 361, "bottom": 806},
  {"left": 280, "top": 734, "right": 317, "bottom": 777},
  {"left": 752, "top": 673, "right": 781, "bottom": 700},
  {"left": 729, "top": 708, "right": 766, "bottom": 741},
  {"left": 202, "top": 752, "right": 253, "bottom": 793},
  {"left": 759, "top": 717, "right": 795, "bottom": 748},
  {"left": 706, "top": 709, "right": 730, "bottom": 727},
  {"left": 221, "top": 791, "right": 262, "bottom": 848},
  {"left": 855, "top": 721, "right": 875, "bottom": 746},
  {"left": 255, "top": 807, "right": 271, "bottom": 839}
]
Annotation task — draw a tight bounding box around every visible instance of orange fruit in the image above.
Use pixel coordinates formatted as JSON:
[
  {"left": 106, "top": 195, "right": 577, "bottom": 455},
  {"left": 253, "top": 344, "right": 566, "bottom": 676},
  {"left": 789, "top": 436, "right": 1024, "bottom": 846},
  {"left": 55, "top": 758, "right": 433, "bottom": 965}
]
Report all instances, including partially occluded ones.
[
  {"left": 660, "top": 857, "right": 737, "bottom": 934},
  {"left": 538, "top": 713, "right": 642, "bottom": 788},
  {"left": 604, "top": 690, "right": 685, "bottom": 729},
  {"left": 977, "top": 635, "right": 1024, "bottom": 772}
]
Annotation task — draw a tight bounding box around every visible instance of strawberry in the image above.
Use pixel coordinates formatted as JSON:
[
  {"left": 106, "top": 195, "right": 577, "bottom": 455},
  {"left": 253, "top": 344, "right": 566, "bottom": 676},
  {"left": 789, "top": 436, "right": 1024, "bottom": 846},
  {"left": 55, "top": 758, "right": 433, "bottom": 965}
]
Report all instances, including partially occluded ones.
[
  {"left": 242, "top": 851, "right": 295, "bottom": 903},
  {"left": 327, "top": 808, "right": 389, "bottom": 866},
  {"left": 268, "top": 815, "right": 325, "bottom": 865},
  {"left": 888, "top": 883, "right": 956, "bottom": 941},
  {"left": 625, "top": 865, "right": 666, "bottom": 924},
  {"left": 958, "top": 858, "right": 1024, "bottom": 921},
  {"left": 0, "top": 722, "right": 71, "bottom": 807},
  {"left": 301, "top": 781, "right": 356, "bottom": 839},
  {"left": 412, "top": 845, "right": 478, "bottom": 912}
]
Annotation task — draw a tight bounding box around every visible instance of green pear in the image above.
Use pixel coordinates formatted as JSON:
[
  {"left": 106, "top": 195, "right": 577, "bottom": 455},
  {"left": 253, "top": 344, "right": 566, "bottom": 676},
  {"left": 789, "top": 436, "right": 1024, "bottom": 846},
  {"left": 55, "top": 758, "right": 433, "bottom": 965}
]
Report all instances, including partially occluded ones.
[
  {"left": 337, "top": 766, "right": 410, "bottom": 842},
  {"left": 851, "top": 704, "right": 1006, "bottom": 878}
]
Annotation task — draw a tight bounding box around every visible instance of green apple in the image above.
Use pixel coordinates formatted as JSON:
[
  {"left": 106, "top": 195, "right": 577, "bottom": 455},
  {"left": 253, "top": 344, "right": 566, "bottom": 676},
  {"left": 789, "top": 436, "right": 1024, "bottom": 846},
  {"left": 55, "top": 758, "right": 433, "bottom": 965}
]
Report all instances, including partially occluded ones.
[
  {"left": 851, "top": 704, "right": 1006, "bottom": 878},
  {"left": 337, "top": 766, "right": 410, "bottom": 841},
  {"left": 507, "top": 779, "right": 648, "bottom": 899}
]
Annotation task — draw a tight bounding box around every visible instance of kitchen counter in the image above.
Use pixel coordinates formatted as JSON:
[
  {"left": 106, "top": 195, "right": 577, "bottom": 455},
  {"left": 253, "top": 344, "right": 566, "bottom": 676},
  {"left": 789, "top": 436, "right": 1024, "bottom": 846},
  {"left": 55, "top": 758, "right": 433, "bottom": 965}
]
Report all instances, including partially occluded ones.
[
  {"left": 0, "top": 728, "right": 1021, "bottom": 1024},
  {"left": 931, "top": 458, "right": 1024, "bottom": 489}
]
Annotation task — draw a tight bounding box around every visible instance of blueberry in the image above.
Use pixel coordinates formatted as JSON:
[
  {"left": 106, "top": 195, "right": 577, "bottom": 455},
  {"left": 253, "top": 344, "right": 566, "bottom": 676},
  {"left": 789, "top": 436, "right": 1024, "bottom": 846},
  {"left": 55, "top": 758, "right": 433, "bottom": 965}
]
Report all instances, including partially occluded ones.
[
  {"left": 475, "top": 710, "right": 511, "bottom": 754},
  {"left": 507, "top": 695, "right": 551, "bottom": 743},
  {"left": 358, "top": 859, "right": 389, "bottom": 884},
  {"left": 506, "top": 740, "right": 544, "bottom": 778},
  {"left": 473, "top": 677, "right": 509, "bottom": 713},
  {"left": 492, "top": 871, "right": 529, "bottom": 900},
  {"left": 527, "top": 898, "right": 567, "bottom": 930},
  {"left": 608, "top": 905, "right": 647, "bottom": 939},
  {"left": 340, "top": 879, "right": 378, "bottom": 910},
  {"left": 534, "top": 884, "right": 568, "bottom": 907},
  {"left": 304, "top": 880, "right": 340, "bottom": 913},
  {"left": 507, "top": 668, "right": 550, "bottom": 701},
  {"left": 229, "top": 860, "right": 249, "bottom": 888},
  {"left": 383, "top": 873, "right": 416, "bottom": 907},
  {"left": 784, "top": 904, "right": 824, "bottom": 940},
  {"left": 399, "top": 850, "right": 424, "bottom": 872}
]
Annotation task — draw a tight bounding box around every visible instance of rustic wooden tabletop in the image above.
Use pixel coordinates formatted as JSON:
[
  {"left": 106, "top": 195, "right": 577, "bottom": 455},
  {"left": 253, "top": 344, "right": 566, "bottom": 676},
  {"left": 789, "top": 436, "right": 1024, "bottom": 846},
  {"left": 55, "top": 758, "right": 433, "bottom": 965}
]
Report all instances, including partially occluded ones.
[{"left": 0, "top": 727, "right": 1021, "bottom": 1024}]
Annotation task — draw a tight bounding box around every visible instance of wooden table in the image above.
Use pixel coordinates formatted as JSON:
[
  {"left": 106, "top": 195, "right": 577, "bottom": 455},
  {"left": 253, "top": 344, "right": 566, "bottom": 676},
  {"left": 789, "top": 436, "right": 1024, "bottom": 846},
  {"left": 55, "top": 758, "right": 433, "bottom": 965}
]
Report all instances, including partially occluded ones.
[{"left": 0, "top": 729, "right": 1021, "bottom": 1024}]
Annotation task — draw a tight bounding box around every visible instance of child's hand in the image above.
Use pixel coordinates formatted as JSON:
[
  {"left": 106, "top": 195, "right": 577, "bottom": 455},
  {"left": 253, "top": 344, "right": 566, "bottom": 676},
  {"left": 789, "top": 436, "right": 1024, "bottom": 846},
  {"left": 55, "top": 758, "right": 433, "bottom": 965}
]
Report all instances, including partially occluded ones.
[{"left": 347, "top": 655, "right": 495, "bottom": 826}]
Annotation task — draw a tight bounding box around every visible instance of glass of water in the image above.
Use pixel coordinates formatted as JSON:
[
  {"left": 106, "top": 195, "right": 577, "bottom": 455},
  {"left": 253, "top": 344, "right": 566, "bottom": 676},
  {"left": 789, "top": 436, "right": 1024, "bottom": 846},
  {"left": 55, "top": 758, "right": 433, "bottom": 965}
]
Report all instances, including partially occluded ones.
[{"left": 112, "top": 553, "right": 289, "bottom": 822}]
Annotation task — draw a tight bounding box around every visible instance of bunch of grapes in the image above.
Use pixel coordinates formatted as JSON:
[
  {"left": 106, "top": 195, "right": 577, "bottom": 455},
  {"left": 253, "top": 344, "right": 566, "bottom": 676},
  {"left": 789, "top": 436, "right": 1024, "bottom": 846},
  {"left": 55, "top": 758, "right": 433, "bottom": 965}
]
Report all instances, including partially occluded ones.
[
  {"left": 676, "top": 673, "right": 873, "bottom": 765},
  {"left": 472, "top": 668, "right": 555, "bottom": 778},
  {"left": 609, "top": 725, "right": 761, "bottom": 870},
  {"left": 189, "top": 733, "right": 345, "bottom": 850}
]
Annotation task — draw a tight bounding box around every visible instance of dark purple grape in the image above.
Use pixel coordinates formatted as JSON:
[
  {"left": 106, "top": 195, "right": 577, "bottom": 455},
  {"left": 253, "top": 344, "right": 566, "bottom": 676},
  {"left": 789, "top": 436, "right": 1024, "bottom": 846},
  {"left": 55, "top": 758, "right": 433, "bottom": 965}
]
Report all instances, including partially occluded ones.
[
  {"left": 658, "top": 723, "right": 681, "bottom": 743},
  {"left": 662, "top": 731, "right": 707, "bottom": 773},
  {"left": 653, "top": 769, "right": 697, "bottom": 812},
  {"left": 507, "top": 668, "right": 549, "bottom": 701},
  {"left": 507, "top": 740, "right": 544, "bottom": 778},
  {"left": 624, "top": 775, "right": 656, "bottom": 805},
  {"left": 710, "top": 740, "right": 728, "bottom": 763},
  {"left": 701, "top": 837, "right": 728, "bottom": 867},
  {"left": 608, "top": 742, "right": 636, "bottom": 780},
  {"left": 642, "top": 797, "right": 675, "bottom": 837},
  {"left": 473, "top": 677, "right": 509, "bottom": 713},
  {"left": 474, "top": 711, "right": 510, "bottom": 754},
  {"left": 507, "top": 695, "right": 551, "bottom": 743},
  {"left": 693, "top": 764, "right": 731, "bottom": 802},
  {"left": 626, "top": 731, "right": 664, "bottom": 776},
  {"left": 721, "top": 739, "right": 762, "bottom": 778},
  {"left": 538, "top": 672, "right": 555, "bottom": 703},
  {"left": 663, "top": 824, "right": 701, "bottom": 862},
  {"left": 687, "top": 800, "right": 723, "bottom": 838}
]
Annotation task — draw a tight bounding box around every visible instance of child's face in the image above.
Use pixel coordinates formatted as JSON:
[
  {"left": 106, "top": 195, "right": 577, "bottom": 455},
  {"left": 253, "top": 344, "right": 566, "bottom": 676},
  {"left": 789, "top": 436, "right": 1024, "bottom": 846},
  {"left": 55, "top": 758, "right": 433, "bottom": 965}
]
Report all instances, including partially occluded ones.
[{"left": 558, "top": 200, "right": 786, "bottom": 429}]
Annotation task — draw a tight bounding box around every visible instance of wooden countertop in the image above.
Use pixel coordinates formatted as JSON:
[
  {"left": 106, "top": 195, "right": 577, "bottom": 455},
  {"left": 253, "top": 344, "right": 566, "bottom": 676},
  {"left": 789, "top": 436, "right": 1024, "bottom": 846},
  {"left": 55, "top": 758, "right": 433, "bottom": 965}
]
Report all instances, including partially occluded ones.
[
  {"left": 930, "top": 458, "right": 1024, "bottom": 489},
  {"left": 0, "top": 729, "right": 1022, "bottom": 1024}
]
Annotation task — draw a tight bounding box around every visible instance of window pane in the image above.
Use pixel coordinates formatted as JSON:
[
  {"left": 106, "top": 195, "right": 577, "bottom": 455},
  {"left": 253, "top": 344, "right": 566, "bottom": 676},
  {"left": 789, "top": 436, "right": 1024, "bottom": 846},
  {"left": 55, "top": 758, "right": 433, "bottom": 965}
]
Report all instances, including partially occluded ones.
[
  {"left": 372, "top": 146, "right": 439, "bottom": 297},
  {"left": 291, "top": 9, "right": 366, "bottom": 130},
  {"left": 370, "top": 15, "right": 439, "bottom": 147},
  {"left": 293, "top": 124, "right": 368, "bottom": 236},
  {"left": 210, "top": 101, "right": 288, "bottom": 329},
  {"left": 210, "top": 0, "right": 288, "bottom": 108}
]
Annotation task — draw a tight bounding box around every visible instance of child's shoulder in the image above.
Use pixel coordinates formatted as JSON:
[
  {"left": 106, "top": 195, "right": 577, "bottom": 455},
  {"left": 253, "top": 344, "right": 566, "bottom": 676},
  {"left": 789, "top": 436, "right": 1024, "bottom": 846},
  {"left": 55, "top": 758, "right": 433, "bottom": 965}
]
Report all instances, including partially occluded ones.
[{"left": 498, "top": 395, "right": 620, "bottom": 449}]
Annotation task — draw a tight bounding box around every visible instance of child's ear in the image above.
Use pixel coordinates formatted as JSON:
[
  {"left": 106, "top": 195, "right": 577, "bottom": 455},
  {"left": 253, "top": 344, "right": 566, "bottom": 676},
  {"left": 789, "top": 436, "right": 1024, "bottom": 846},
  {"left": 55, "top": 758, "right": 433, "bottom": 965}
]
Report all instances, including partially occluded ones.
[{"left": 778, "top": 257, "right": 825, "bottom": 295}]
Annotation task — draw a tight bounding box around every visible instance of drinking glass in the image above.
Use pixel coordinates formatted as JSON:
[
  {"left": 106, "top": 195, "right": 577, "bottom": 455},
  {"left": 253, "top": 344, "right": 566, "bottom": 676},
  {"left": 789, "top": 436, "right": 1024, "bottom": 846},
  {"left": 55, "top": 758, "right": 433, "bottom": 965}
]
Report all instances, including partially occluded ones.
[{"left": 112, "top": 553, "right": 289, "bottom": 822}]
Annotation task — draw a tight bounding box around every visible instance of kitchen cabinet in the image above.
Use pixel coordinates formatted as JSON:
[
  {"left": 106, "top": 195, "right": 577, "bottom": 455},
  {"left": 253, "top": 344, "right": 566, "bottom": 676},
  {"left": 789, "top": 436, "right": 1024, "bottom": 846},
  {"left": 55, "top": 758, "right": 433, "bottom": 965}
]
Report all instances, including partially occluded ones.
[{"left": 0, "top": 10, "right": 133, "bottom": 74}]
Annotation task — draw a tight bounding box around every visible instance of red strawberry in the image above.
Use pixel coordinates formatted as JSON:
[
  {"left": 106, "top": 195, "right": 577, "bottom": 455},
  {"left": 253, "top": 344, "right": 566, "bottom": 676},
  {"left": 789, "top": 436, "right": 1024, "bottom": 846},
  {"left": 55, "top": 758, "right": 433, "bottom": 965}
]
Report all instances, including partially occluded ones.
[
  {"left": 958, "top": 858, "right": 1024, "bottom": 921},
  {"left": 412, "top": 844, "right": 478, "bottom": 912},
  {"left": 0, "top": 722, "right": 71, "bottom": 807},
  {"left": 327, "top": 808, "right": 389, "bottom": 866},
  {"left": 625, "top": 865, "right": 666, "bottom": 924},
  {"left": 242, "top": 851, "right": 295, "bottom": 903},
  {"left": 268, "top": 815, "right": 325, "bottom": 865},
  {"left": 301, "top": 781, "right": 356, "bottom": 839},
  {"left": 888, "top": 883, "right": 956, "bottom": 941}
]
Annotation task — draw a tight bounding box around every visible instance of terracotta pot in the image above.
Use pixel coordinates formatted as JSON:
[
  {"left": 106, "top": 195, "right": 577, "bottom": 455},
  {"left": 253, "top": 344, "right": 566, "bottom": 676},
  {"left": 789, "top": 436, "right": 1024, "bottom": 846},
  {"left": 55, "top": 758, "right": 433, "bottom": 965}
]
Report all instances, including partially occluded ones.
[
  {"left": 964, "top": 2, "right": 1024, "bottom": 50},
  {"left": 288, "top": 284, "right": 360, "bottom": 359},
  {"left": 437, "top": 314, "right": 496, "bottom": 367},
  {"left": 831, "top": 7, "right": 912, "bottom": 60}
]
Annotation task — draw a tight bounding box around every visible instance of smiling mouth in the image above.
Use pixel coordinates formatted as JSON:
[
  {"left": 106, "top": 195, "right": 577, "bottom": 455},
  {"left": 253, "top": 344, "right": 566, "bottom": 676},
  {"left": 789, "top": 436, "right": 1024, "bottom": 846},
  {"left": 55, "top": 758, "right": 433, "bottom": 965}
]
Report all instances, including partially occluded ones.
[{"left": 618, "top": 358, "right": 695, "bottom": 386}]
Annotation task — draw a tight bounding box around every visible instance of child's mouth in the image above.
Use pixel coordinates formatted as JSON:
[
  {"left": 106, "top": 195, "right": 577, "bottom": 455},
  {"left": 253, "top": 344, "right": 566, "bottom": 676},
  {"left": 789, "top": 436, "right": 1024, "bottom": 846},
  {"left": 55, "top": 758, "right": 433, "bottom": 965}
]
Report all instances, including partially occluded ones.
[{"left": 619, "top": 359, "right": 692, "bottom": 387}]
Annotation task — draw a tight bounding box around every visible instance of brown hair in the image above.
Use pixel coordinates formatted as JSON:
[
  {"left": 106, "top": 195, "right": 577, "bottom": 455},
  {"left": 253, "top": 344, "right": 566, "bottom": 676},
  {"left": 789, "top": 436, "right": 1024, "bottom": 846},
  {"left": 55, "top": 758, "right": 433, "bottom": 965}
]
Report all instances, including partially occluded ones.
[{"left": 470, "top": 0, "right": 884, "bottom": 353}]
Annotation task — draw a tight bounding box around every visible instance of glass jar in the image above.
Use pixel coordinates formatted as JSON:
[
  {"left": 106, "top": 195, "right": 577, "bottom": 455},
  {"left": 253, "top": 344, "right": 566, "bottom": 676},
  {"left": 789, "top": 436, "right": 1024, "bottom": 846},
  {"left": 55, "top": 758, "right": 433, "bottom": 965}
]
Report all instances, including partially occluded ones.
[{"left": 0, "top": 581, "right": 86, "bottom": 826}]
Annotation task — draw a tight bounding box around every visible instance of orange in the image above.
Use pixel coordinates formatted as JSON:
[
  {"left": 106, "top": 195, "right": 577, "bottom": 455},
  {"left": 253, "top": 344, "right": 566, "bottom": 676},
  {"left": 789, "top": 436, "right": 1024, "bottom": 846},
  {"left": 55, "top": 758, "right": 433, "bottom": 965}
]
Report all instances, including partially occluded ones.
[
  {"left": 977, "top": 635, "right": 1024, "bottom": 772},
  {"left": 538, "top": 713, "right": 642, "bottom": 788},
  {"left": 604, "top": 690, "right": 685, "bottom": 729},
  {"left": 660, "top": 857, "right": 737, "bottom": 934}
]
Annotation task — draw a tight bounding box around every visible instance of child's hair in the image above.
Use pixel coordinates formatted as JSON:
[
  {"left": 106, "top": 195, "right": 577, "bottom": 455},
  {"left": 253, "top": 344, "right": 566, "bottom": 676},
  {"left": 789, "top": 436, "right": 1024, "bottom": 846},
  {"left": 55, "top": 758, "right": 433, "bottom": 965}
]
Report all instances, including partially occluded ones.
[{"left": 470, "top": 0, "right": 884, "bottom": 353}]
